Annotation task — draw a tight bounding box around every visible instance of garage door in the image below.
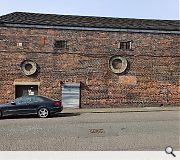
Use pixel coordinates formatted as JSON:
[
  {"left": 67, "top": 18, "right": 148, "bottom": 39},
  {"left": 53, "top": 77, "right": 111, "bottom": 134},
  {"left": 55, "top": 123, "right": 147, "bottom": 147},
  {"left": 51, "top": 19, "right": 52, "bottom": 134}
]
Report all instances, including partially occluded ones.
[{"left": 61, "top": 83, "right": 80, "bottom": 108}]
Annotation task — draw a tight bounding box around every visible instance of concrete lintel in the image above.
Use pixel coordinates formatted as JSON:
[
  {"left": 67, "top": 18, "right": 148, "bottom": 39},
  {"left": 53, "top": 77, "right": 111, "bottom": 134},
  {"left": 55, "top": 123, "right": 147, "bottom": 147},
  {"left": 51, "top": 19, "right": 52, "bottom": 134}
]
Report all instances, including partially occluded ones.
[{"left": 14, "top": 81, "right": 40, "bottom": 86}]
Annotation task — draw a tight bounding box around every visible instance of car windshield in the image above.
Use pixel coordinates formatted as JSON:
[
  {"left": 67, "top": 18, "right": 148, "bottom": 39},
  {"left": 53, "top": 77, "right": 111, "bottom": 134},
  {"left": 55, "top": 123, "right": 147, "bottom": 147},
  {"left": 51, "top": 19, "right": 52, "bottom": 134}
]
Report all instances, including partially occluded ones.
[
  {"left": 14, "top": 96, "right": 34, "bottom": 104},
  {"left": 37, "top": 96, "right": 56, "bottom": 101},
  {"left": 9, "top": 96, "right": 57, "bottom": 104}
]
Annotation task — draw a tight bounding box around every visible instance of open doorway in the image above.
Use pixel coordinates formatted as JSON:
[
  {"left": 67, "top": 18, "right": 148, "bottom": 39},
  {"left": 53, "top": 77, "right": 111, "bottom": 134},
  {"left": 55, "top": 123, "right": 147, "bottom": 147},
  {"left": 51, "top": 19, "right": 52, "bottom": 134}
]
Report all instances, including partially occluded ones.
[{"left": 15, "top": 85, "right": 38, "bottom": 98}]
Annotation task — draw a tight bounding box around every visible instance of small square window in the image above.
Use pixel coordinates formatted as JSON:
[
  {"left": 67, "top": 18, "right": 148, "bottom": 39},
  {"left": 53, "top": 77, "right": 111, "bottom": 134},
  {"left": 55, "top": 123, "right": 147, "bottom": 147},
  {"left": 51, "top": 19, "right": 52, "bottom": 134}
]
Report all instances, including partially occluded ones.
[
  {"left": 17, "top": 42, "right": 23, "bottom": 47},
  {"left": 54, "top": 40, "right": 68, "bottom": 49},
  {"left": 119, "top": 41, "right": 132, "bottom": 50}
]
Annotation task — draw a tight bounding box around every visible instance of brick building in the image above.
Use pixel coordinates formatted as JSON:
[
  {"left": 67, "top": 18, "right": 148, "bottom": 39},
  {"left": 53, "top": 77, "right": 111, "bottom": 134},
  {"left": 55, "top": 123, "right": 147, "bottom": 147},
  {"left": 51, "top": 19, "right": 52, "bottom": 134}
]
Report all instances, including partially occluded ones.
[{"left": 0, "top": 12, "right": 179, "bottom": 108}]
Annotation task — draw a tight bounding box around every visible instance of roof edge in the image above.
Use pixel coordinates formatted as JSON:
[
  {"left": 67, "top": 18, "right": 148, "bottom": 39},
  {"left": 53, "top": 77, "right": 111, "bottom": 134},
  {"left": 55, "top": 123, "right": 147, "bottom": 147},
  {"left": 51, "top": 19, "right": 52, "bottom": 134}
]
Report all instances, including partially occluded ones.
[{"left": 1, "top": 23, "right": 180, "bottom": 34}]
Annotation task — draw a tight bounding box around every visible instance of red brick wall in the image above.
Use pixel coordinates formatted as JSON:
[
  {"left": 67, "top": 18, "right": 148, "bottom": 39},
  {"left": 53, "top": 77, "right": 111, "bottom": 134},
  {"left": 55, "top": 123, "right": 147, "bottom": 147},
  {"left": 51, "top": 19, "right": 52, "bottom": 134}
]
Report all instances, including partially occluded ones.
[{"left": 0, "top": 27, "right": 179, "bottom": 107}]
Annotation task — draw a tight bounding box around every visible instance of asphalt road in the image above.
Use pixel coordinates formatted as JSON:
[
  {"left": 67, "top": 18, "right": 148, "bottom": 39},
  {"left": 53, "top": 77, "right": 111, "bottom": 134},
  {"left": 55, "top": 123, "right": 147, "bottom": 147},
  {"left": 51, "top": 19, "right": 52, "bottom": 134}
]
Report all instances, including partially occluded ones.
[{"left": 0, "top": 111, "right": 179, "bottom": 151}]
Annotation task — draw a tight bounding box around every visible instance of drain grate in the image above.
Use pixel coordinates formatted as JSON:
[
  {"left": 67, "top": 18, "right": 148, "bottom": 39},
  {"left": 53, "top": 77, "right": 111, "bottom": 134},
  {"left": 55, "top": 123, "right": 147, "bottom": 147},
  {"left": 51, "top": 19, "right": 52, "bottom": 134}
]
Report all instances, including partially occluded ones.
[
  {"left": 88, "top": 128, "right": 106, "bottom": 137},
  {"left": 78, "top": 126, "right": 118, "bottom": 138}
]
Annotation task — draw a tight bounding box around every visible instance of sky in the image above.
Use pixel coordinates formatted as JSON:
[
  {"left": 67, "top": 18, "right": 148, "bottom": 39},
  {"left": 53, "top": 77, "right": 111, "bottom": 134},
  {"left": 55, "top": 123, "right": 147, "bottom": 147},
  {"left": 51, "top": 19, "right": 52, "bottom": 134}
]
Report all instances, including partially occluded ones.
[{"left": 0, "top": 0, "right": 179, "bottom": 20}]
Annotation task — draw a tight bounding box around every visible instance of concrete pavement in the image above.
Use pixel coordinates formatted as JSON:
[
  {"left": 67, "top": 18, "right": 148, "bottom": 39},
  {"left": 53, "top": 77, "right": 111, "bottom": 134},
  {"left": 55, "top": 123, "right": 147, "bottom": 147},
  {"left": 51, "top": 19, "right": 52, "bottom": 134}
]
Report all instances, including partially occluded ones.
[{"left": 63, "top": 106, "right": 180, "bottom": 114}]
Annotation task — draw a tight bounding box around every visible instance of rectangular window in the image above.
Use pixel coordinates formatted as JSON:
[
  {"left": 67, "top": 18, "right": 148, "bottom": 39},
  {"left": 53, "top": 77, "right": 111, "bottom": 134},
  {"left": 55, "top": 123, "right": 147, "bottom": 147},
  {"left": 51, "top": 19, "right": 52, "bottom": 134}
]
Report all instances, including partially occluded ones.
[
  {"left": 54, "top": 40, "right": 68, "bottom": 49},
  {"left": 119, "top": 41, "right": 132, "bottom": 50}
]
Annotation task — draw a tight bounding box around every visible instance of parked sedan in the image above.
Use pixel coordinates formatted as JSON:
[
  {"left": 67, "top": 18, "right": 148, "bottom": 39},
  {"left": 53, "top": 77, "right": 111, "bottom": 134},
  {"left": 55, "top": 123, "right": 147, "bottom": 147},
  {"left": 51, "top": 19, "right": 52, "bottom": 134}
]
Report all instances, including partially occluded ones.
[{"left": 0, "top": 95, "right": 63, "bottom": 118}]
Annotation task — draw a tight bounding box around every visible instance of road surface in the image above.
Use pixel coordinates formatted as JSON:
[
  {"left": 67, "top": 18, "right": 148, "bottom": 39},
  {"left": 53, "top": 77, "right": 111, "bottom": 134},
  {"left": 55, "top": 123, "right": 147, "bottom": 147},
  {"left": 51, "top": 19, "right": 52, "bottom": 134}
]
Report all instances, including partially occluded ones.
[{"left": 0, "top": 111, "right": 179, "bottom": 150}]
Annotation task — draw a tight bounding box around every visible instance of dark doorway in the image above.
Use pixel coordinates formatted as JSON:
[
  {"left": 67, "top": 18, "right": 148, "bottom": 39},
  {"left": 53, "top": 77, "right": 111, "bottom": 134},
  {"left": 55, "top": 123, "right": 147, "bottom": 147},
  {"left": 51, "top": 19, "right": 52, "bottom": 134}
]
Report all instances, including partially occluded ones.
[{"left": 15, "top": 85, "right": 38, "bottom": 98}]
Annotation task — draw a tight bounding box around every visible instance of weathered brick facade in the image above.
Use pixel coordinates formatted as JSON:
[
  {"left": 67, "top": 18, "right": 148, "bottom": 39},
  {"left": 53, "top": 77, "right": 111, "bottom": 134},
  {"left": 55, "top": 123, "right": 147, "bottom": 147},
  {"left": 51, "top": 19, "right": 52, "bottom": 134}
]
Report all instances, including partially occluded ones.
[{"left": 0, "top": 13, "right": 179, "bottom": 108}]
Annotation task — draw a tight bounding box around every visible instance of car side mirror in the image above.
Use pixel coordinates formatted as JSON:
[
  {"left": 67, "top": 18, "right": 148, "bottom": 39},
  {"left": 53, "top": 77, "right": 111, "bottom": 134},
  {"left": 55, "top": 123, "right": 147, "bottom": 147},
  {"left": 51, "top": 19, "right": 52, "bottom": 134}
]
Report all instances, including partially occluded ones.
[{"left": 11, "top": 101, "right": 16, "bottom": 105}]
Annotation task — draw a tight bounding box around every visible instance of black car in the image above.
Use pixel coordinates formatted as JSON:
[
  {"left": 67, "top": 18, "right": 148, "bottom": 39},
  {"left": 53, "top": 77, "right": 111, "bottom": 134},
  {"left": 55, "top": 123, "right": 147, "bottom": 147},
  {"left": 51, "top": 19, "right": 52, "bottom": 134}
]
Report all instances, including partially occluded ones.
[{"left": 0, "top": 95, "right": 63, "bottom": 118}]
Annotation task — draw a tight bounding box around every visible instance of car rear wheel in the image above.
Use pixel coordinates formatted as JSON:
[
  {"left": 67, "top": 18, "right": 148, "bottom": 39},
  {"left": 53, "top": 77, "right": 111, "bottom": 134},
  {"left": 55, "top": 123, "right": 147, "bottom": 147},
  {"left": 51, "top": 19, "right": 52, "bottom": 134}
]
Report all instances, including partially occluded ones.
[{"left": 38, "top": 108, "right": 49, "bottom": 118}]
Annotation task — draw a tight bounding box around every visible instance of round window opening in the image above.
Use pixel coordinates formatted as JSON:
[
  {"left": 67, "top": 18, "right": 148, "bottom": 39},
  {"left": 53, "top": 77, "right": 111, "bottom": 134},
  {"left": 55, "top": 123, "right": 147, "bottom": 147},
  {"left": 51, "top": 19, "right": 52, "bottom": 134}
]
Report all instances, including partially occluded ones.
[
  {"left": 21, "top": 60, "right": 37, "bottom": 76},
  {"left": 25, "top": 63, "right": 33, "bottom": 71},
  {"left": 109, "top": 56, "right": 128, "bottom": 74},
  {"left": 112, "top": 59, "right": 122, "bottom": 70}
]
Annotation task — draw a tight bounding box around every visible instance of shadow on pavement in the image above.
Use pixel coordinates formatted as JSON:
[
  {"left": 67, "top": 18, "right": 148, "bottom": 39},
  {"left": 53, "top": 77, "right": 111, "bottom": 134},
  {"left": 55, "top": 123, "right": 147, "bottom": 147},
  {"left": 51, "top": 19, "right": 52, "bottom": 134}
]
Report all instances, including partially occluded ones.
[
  {"left": 53, "top": 112, "right": 81, "bottom": 118},
  {"left": 0, "top": 113, "right": 81, "bottom": 120},
  {"left": 0, "top": 115, "right": 37, "bottom": 120}
]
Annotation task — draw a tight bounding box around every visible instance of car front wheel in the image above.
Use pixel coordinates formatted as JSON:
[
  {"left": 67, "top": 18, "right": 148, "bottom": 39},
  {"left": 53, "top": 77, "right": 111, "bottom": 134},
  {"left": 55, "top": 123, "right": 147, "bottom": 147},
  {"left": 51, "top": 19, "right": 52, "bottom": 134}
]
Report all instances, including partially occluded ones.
[{"left": 38, "top": 108, "right": 49, "bottom": 118}]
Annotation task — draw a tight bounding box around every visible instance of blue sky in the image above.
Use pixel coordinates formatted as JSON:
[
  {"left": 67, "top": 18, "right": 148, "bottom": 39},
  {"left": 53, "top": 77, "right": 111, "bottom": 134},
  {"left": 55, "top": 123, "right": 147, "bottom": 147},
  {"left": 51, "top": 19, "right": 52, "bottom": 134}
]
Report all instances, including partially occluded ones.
[{"left": 0, "top": 0, "right": 179, "bottom": 20}]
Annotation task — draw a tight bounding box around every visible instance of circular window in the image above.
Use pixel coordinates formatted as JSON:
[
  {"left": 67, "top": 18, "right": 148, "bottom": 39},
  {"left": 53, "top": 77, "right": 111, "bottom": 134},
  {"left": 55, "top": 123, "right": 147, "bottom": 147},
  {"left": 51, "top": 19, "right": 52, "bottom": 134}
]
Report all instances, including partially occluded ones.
[
  {"left": 109, "top": 56, "right": 128, "bottom": 74},
  {"left": 112, "top": 59, "right": 122, "bottom": 69},
  {"left": 21, "top": 60, "right": 37, "bottom": 76},
  {"left": 25, "top": 63, "right": 33, "bottom": 71}
]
